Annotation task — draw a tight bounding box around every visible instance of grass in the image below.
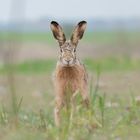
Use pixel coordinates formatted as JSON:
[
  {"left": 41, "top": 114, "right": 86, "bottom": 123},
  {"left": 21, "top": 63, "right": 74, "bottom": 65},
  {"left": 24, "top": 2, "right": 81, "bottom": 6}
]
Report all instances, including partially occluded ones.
[
  {"left": 0, "top": 32, "right": 54, "bottom": 44},
  {"left": 84, "top": 57, "right": 140, "bottom": 72},
  {"left": 83, "top": 31, "right": 140, "bottom": 45},
  {"left": 0, "top": 31, "right": 140, "bottom": 45},
  {"left": 0, "top": 59, "right": 55, "bottom": 74},
  {"left": 0, "top": 57, "right": 140, "bottom": 140},
  {"left": 0, "top": 57, "right": 140, "bottom": 74},
  {"left": 0, "top": 79, "right": 140, "bottom": 140}
]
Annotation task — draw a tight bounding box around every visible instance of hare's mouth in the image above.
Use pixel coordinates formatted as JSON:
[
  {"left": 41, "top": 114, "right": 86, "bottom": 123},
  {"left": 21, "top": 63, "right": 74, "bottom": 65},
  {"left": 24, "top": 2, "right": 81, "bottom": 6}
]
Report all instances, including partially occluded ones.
[
  {"left": 63, "top": 64, "right": 74, "bottom": 67},
  {"left": 62, "top": 62, "right": 75, "bottom": 67},
  {"left": 62, "top": 59, "right": 74, "bottom": 66}
]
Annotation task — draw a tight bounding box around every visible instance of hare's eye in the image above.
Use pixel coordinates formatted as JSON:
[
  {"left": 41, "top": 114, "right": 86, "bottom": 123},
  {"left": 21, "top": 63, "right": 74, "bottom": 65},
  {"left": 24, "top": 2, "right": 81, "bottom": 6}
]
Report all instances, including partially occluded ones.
[
  {"left": 74, "top": 49, "right": 76, "bottom": 52},
  {"left": 60, "top": 49, "right": 62, "bottom": 52}
]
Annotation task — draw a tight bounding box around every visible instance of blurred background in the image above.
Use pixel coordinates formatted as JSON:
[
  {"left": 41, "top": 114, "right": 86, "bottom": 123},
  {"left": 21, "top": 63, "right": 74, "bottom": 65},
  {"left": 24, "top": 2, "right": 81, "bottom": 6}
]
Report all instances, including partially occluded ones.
[{"left": 0, "top": 0, "right": 140, "bottom": 139}]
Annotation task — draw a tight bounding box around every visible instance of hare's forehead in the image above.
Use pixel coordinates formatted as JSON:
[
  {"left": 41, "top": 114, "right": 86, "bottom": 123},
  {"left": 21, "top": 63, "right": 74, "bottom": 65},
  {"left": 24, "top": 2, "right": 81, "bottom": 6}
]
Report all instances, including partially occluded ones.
[{"left": 61, "top": 41, "right": 73, "bottom": 50}]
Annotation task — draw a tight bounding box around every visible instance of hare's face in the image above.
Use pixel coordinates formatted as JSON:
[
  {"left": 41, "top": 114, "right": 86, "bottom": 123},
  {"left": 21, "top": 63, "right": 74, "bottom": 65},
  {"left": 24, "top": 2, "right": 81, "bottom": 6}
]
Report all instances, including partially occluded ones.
[
  {"left": 50, "top": 21, "right": 87, "bottom": 67},
  {"left": 59, "top": 41, "right": 76, "bottom": 66}
]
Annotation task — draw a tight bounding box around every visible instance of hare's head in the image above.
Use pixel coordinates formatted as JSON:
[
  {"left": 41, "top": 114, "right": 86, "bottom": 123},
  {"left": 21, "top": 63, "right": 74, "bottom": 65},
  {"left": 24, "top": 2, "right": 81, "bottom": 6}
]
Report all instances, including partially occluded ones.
[{"left": 50, "top": 21, "right": 87, "bottom": 67}]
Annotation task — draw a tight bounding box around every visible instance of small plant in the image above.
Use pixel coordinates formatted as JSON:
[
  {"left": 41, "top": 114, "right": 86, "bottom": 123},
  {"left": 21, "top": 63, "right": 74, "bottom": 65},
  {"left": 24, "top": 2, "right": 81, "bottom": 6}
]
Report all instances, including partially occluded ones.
[
  {"left": 39, "top": 109, "right": 47, "bottom": 131},
  {"left": 3, "top": 46, "right": 23, "bottom": 126},
  {"left": 0, "top": 104, "right": 8, "bottom": 125},
  {"left": 98, "top": 93, "right": 106, "bottom": 127},
  {"left": 90, "top": 64, "right": 101, "bottom": 107}
]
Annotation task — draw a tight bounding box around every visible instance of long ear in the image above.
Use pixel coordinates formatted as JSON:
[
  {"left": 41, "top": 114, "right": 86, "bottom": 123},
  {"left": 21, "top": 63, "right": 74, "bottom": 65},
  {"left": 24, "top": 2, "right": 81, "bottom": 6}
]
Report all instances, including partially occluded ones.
[
  {"left": 71, "top": 21, "right": 87, "bottom": 45},
  {"left": 50, "top": 21, "right": 66, "bottom": 46}
]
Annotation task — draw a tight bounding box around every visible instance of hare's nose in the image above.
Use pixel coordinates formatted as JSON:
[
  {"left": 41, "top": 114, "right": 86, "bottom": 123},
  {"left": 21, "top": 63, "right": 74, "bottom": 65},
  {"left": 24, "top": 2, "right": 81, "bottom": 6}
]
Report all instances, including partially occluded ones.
[
  {"left": 65, "top": 59, "right": 70, "bottom": 62},
  {"left": 67, "top": 60, "right": 70, "bottom": 63}
]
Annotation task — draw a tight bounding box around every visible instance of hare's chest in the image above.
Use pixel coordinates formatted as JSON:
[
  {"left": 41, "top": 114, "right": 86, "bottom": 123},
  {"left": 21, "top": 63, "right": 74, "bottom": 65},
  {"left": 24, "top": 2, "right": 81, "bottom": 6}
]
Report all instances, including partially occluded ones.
[
  {"left": 55, "top": 66, "right": 83, "bottom": 90},
  {"left": 57, "top": 67, "right": 81, "bottom": 80},
  {"left": 62, "top": 76, "right": 80, "bottom": 94}
]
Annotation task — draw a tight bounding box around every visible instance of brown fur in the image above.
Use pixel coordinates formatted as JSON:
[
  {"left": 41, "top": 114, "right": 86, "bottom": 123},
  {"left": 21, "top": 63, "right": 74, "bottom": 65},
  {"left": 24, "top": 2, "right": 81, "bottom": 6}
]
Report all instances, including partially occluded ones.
[
  {"left": 55, "top": 64, "right": 87, "bottom": 94},
  {"left": 54, "top": 63, "right": 89, "bottom": 126}
]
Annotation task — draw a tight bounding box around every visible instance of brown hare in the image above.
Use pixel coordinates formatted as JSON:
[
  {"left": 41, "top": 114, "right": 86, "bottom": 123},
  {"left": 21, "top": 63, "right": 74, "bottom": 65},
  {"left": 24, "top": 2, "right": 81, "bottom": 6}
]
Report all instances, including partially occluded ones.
[{"left": 50, "top": 21, "right": 89, "bottom": 126}]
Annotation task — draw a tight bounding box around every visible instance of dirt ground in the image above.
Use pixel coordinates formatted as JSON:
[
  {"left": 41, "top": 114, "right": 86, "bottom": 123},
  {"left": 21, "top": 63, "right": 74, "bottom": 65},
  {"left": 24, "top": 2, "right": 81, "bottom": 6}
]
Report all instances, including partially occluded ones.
[
  {"left": 0, "top": 42, "right": 139, "bottom": 63},
  {"left": 22, "top": 42, "right": 140, "bottom": 60}
]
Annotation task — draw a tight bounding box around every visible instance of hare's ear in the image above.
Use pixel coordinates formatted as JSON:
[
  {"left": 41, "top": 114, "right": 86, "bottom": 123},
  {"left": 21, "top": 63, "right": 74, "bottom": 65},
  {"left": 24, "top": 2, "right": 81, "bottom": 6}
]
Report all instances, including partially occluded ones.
[
  {"left": 50, "top": 21, "right": 66, "bottom": 46},
  {"left": 71, "top": 21, "right": 87, "bottom": 45}
]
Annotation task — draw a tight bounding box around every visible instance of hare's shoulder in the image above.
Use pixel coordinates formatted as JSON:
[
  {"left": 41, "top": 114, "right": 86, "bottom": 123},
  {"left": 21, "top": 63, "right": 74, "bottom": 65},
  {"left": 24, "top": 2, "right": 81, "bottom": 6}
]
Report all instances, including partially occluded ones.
[{"left": 76, "top": 59, "right": 87, "bottom": 70}]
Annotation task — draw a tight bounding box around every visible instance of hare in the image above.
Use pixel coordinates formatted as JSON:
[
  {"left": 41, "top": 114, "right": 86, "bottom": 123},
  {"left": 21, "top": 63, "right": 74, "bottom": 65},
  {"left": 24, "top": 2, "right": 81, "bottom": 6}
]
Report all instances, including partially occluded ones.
[{"left": 50, "top": 21, "right": 89, "bottom": 126}]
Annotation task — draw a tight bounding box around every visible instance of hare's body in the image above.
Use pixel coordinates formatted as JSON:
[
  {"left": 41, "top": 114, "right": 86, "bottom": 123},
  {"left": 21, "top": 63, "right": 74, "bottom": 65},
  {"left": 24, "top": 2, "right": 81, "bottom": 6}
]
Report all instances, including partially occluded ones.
[
  {"left": 55, "top": 60, "right": 88, "bottom": 98},
  {"left": 50, "top": 21, "right": 89, "bottom": 126}
]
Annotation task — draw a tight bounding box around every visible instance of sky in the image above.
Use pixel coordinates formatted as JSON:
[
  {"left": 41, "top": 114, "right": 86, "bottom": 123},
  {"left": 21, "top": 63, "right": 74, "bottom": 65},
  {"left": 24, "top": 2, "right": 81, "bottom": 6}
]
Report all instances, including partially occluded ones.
[{"left": 0, "top": 0, "right": 140, "bottom": 22}]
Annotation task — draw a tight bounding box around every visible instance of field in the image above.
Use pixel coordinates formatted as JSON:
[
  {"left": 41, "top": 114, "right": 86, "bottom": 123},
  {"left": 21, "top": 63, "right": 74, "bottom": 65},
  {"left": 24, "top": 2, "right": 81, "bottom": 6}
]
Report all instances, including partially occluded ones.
[{"left": 0, "top": 31, "right": 140, "bottom": 140}]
